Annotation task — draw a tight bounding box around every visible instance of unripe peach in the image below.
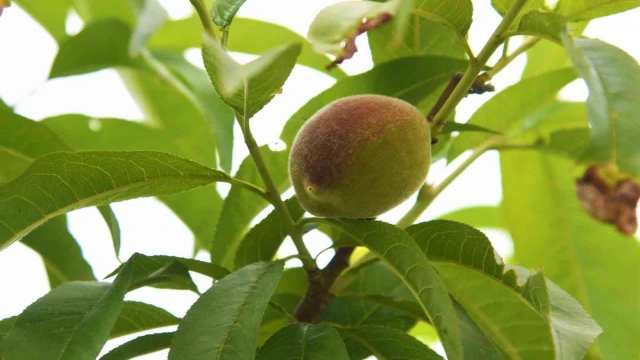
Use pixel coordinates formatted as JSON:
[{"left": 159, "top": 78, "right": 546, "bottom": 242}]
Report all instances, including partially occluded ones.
[{"left": 289, "top": 94, "right": 431, "bottom": 218}]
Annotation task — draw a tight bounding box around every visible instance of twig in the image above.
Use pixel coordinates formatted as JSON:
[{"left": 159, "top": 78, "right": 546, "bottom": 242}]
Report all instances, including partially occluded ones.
[
  {"left": 479, "top": 37, "right": 541, "bottom": 82},
  {"left": 189, "top": 0, "right": 217, "bottom": 40},
  {"left": 429, "top": 0, "right": 530, "bottom": 143},
  {"left": 397, "top": 139, "right": 498, "bottom": 229}
]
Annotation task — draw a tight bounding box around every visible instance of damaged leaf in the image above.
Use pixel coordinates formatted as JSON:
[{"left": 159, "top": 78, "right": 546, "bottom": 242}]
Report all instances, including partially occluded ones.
[
  {"left": 576, "top": 165, "right": 640, "bottom": 235},
  {"left": 307, "top": 0, "right": 400, "bottom": 69}
]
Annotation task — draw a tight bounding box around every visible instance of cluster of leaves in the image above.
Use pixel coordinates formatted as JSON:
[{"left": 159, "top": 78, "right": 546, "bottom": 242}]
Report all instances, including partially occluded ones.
[{"left": 0, "top": 0, "right": 639, "bottom": 359}]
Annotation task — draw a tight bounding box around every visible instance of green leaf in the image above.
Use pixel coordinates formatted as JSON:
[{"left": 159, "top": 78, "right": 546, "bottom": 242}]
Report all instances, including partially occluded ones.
[
  {"left": 336, "top": 325, "right": 444, "bottom": 360},
  {"left": 562, "top": 36, "right": 640, "bottom": 178},
  {"left": 98, "top": 205, "right": 122, "bottom": 260},
  {"left": 258, "top": 323, "right": 350, "bottom": 360},
  {"left": 369, "top": 15, "right": 466, "bottom": 63},
  {"left": 406, "top": 220, "right": 510, "bottom": 285},
  {"left": 21, "top": 215, "right": 95, "bottom": 288},
  {"left": 438, "top": 206, "right": 504, "bottom": 229},
  {"left": 324, "top": 261, "right": 417, "bottom": 332},
  {"left": 407, "top": 220, "right": 603, "bottom": 359},
  {"left": 411, "top": 0, "right": 473, "bottom": 34},
  {"left": 557, "top": 0, "right": 640, "bottom": 21},
  {"left": 110, "top": 301, "right": 179, "bottom": 339},
  {"left": 211, "top": 0, "right": 246, "bottom": 27},
  {"left": 0, "top": 150, "right": 231, "bottom": 249},
  {"left": 202, "top": 34, "right": 301, "bottom": 120},
  {"left": 73, "top": 0, "right": 136, "bottom": 25},
  {"left": 280, "top": 56, "right": 468, "bottom": 147},
  {"left": 522, "top": 22, "right": 588, "bottom": 79},
  {"left": 13, "top": 0, "right": 71, "bottom": 42},
  {"left": 319, "top": 219, "right": 464, "bottom": 360},
  {"left": 512, "top": 267, "right": 602, "bottom": 360},
  {"left": 442, "top": 122, "right": 502, "bottom": 135},
  {"left": 0, "top": 261, "right": 134, "bottom": 360},
  {"left": 508, "top": 11, "right": 568, "bottom": 42},
  {"left": 128, "top": 0, "right": 168, "bottom": 56},
  {"left": 523, "top": 41, "right": 571, "bottom": 79},
  {"left": 43, "top": 115, "right": 222, "bottom": 248},
  {"left": 0, "top": 316, "right": 16, "bottom": 342},
  {"left": 501, "top": 150, "right": 640, "bottom": 359},
  {"left": 491, "top": 0, "right": 545, "bottom": 26},
  {"left": 448, "top": 68, "right": 576, "bottom": 161},
  {"left": 308, "top": 0, "right": 402, "bottom": 57},
  {"left": 152, "top": 51, "right": 235, "bottom": 172},
  {"left": 0, "top": 108, "right": 71, "bottom": 182},
  {"left": 148, "top": 17, "right": 345, "bottom": 79},
  {"left": 168, "top": 261, "right": 284, "bottom": 360},
  {"left": 234, "top": 197, "right": 305, "bottom": 269},
  {"left": 106, "top": 253, "right": 230, "bottom": 281},
  {"left": 50, "top": 20, "right": 139, "bottom": 79},
  {"left": 100, "top": 332, "right": 173, "bottom": 360},
  {"left": 211, "top": 148, "right": 288, "bottom": 269}
]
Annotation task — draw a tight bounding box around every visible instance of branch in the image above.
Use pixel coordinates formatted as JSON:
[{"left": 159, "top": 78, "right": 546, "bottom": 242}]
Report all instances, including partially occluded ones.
[
  {"left": 479, "top": 37, "right": 540, "bottom": 82},
  {"left": 294, "top": 247, "right": 355, "bottom": 323},
  {"left": 429, "top": 0, "right": 530, "bottom": 143},
  {"left": 189, "top": 0, "right": 218, "bottom": 40}
]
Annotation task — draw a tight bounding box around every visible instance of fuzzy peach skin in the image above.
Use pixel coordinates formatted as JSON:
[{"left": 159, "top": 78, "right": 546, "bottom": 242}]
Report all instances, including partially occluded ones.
[{"left": 289, "top": 94, "right": 431, "bottom": 218}]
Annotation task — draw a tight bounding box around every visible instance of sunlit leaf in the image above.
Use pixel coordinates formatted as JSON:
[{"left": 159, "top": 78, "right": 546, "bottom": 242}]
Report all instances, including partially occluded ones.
[
  {"left": 438, "top": 205, "right": 504, "bottom": 229},
  {"left": 153, "top": 51, "right": 235, "bottom": 172},
  {"left": 308, "top": 0, "right": 401, "bottom": 57},
  {"left": 202, "top": 33, "right": 301, "bottom": 120},
  {"left": 562, "top": 36, "right": 640, "bottom": 178},
  {"left": 508, "top": 11, "right": 567, "bottom": 42},
  {"left": 13, "top": 0, "right": 70, "bottom": 42},
  {"left": 491, "top": 0, "right": 545, "bottom": 26},
  {"left": 50, "top": 20, "right": 140, "bottom": 79},
  {"left": 0, "top": 151, "right": 231, "bottom": 249},
  {"left": 512, "top": 266, "right": 602, "bottom": 360},
  {"left": 148, "top": 17, "right": 345, "bottom": 79},
  {"left": 448, "top": 68, "right": 576, "bottom": 161},
  {"left": 100, "top": 332, "right": 173, "bottom": 360},
  {"left": 0, "top": 261, "right": 134, "bottom": 360},
  {"left": 557, "top": 0, "right": 640, "bottom": 21},
  {"left": 43, "top": 115, "right": 222, "bottom": 250},
  {"left": 501, "top": 150, "right": 640, "bottom": 359},
  {"left": 258, "top": 323, "right": 349, "bottom": 360},
  {"left": 168, "top": 261, "right": 284, "bottom": 360},
  {"left": 128, "top": 0, "right": 168, "bottom": 55}
]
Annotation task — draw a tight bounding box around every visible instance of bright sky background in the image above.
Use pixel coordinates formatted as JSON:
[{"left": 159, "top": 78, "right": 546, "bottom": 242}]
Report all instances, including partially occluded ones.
[{"left": 0, "top": 1, "right": 639, "bottom": 358}]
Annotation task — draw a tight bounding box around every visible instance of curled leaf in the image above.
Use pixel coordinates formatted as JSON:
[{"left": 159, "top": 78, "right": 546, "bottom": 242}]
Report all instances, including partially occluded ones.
[
  {"left": 308, "top": 0, "right": 400, "bottom": 69},
  {"left": 328, "top": 12, "right": 393, "bottom": 69},
  {"left": 576, "top": 165, "right": 640, "bottom": 235}
]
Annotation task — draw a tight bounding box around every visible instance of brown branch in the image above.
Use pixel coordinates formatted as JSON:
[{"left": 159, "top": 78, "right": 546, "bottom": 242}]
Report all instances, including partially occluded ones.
[
  {"left": 428, "top": 73, "right": 494, "bottom": 145},
  {"left": 294, "top": 246, "right": 355, "bottom": 323}
]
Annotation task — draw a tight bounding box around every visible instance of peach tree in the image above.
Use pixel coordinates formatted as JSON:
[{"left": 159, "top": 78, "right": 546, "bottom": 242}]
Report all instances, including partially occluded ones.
[{"left": 0, "top": 0, "right": 639, "bottom": 359}]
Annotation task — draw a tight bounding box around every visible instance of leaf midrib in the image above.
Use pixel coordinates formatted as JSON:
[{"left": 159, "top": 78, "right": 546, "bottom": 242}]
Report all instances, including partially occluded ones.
[{"left": 1, "top": 173, "right": 225, "bottom": 249}]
